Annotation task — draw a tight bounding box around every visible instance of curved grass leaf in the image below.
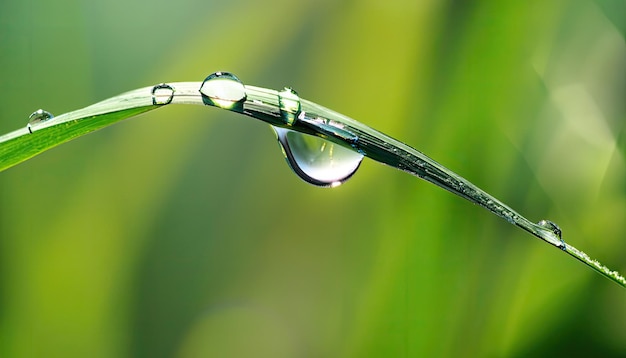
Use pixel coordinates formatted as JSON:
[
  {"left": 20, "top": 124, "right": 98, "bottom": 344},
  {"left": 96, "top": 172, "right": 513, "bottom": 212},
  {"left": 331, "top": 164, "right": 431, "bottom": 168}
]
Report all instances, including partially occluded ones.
[{"left": 0, "top": 79, "right": 624, "bottom": 289}]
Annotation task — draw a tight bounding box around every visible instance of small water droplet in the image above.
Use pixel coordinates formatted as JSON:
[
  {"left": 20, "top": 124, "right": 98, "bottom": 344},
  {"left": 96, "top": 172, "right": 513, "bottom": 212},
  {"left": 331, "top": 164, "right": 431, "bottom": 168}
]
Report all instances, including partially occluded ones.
[
  {"left": 278, "top": 87, "right": 301, "bottom": 126},
  {"left": 538, "top": 219, "right": 561, "bottom": 238},
  {"left": 537, "top": 219, "right": 565, "bottom": 249},
  {"left": 301, "top": 115, "right": 359, "bottom": 145},
  {"left": 27, "top": 109, "right": 54, "bottom": 133},
  {"left": 273, "top": 127, "right": 363, "bottom": 187},
  {"left": 199, "top": 71, "right": 246, "bottom": 111},
  {"left": 151, "top": 83, "right": 174, "bottom": 105}
]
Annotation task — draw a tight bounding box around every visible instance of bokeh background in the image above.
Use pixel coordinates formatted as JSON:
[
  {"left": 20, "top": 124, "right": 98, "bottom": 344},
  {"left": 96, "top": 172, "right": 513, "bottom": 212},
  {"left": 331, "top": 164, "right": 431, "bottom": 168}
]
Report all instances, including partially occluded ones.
[{"left": 1, "top": 0, "right": 625, "bottom": 357}]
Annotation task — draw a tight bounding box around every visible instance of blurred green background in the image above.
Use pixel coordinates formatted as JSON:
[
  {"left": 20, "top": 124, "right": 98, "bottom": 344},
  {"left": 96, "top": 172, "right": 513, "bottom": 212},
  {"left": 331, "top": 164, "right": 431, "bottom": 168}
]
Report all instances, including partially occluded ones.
[{"left": 1, "top": 0, "right": 625, "bottom": 357}]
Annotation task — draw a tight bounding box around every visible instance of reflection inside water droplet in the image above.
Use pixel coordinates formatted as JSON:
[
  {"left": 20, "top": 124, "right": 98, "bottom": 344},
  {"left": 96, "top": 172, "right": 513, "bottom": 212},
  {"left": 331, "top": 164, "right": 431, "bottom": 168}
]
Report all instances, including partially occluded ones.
[
  {"left": 27, "top": 109, "right": 54, "bottom": 133},
  {"left": 151, "top": 83, "right": 174, "bottom": 105},
  {"left": 273, "top": 127, "right": 363, "bottom": 187},
  {"left": 199, "top": 72, "right": 246, "bottom": 111}
]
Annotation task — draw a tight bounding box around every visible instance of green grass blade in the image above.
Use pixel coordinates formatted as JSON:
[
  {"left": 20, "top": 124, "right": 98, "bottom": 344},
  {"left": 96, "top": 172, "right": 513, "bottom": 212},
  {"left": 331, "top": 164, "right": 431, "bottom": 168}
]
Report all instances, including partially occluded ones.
[
  {"left": 1, "top": 79, "right": 624, "bottom": 290},
  {"left": 0, "top": 88, "right": 158, "bottom": 172}
]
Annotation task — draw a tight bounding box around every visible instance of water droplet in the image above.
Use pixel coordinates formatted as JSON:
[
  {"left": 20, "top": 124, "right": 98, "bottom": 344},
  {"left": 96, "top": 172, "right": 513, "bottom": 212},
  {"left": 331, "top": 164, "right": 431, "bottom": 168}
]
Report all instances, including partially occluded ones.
[
  {"left": 273, "top": 127, "right": 363, "bottom": 187},
  {"left": 151, "top": 83, "right": 174, "bottom": 105},
  {"left": 199, "top": 71, "right": 246, "bottom": 111},
  {"left": 27, "top": 109, "right": 54, "bottom": 133},
  {"left": 537, "top": 219, "right": 566, "bottom": 249},
  {"left": 538, "top": 219, "right": 561, "bottom": 238},
  {"left": 278, "top": 87, "right": 301, "bottom": 126},
  {"left": 300, "top": 114, "right": 360, "bottom": 146}
]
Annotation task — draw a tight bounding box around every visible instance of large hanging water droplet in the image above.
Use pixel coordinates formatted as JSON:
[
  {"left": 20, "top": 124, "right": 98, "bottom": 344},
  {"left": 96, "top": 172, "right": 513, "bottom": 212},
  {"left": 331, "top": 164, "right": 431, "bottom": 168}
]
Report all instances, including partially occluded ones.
[
  {"left": 27, "top": 109, "right": 54, "bottom": 133},
  {"left": 273, "top": 127, "right": 363, "bottom": 187},
  {"left": 151, "top": 83, "right": 174, "bottom": 105},
  {"left": 278, "top": 87, "right": 300, "bottom": 126},
  {"left": 199, "top": 71, "right": 246, "bottom": 111}
]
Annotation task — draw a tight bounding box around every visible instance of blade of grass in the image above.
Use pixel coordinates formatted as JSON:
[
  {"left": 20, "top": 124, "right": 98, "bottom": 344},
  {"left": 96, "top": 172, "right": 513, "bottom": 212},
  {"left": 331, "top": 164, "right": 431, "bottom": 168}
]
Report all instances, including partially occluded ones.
[
  {"left": 0, "top": 88, "right": 157, "bottom": 171},
  {"left": 0, "top": 79, "right": 624, "bottom": 289}
]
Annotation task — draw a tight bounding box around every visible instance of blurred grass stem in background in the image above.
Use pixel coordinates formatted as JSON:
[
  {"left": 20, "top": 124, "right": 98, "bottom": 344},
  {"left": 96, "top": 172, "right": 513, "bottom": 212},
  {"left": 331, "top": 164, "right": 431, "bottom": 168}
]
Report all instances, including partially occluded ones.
[{"left": 1, "top": 74, "right": 624, "bottom": 289}]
